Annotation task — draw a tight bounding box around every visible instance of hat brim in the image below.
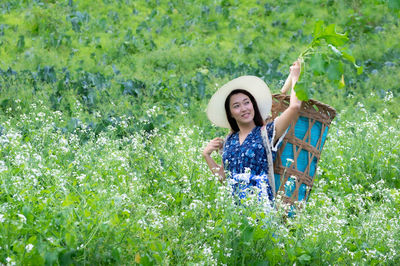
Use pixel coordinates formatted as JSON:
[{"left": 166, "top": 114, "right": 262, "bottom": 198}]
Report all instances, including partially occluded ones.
[{"left": 206, "top": 76, "right": 272, "bottom": 129}]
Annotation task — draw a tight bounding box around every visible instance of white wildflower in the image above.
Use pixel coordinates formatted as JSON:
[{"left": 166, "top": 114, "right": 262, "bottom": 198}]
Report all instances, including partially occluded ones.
[
  {"left": 286, "top": 158, "right": 294, "bottom": 165},
  {"left": 17, "top": 214, "right": 26, "bottom": 223},
  {"left": 0, "top": 161, "right": 7, "bottom": 173},
  {"left": 25, "top": 244, "right": 34, "bottom": 253},
  {"left": 384, "top": 91, "right": 393, "bottom": 102},
  {"left": 76, "top": 174, "right": 86, "bottom": 182}
]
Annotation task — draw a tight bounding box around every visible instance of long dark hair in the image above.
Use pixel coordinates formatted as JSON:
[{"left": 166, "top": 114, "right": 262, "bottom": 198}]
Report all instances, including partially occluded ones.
[{"left": 224, "top": 89, "right": 264, "bottom": 132}]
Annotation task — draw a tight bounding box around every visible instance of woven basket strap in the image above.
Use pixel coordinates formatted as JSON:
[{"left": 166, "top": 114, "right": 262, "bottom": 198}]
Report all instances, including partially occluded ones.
[{"left": 261, "top": 125, "right": 276, "bottom": 198}]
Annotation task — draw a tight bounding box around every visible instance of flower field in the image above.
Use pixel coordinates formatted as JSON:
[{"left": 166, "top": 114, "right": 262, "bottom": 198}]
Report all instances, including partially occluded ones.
[{"left": 0, "top": 0, "right": 399, "bottom": 264}]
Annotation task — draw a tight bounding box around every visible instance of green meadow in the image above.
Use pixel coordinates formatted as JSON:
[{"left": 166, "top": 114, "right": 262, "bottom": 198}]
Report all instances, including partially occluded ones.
[{"left": 0, "top": 0, "right": 399, "bottom": 264}]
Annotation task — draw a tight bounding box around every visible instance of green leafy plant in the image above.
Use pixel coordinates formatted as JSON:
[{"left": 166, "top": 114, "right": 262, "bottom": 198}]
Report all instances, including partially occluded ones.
[{"left": 291, "top": 21, "right": 363, "bottom": 101}]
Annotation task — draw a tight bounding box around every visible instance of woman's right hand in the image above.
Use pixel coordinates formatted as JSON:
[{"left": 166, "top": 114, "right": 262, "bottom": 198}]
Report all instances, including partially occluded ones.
[{"left": 203, "top": 137, "right": 224, "bottom": 157}]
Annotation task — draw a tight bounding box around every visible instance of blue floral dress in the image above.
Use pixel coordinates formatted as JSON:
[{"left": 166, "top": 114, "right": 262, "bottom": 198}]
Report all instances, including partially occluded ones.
[{"left": 222, "top": 122, "right": 283, "bottom": 203}]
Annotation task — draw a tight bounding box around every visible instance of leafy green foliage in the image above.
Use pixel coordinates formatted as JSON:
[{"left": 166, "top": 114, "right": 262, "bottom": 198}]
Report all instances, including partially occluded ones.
[
  {"left": 295, "top": 21, "right": 363, "bottom": 100},
  {"left": 388, "top": 0, "right": 400, "bottom": 10}
]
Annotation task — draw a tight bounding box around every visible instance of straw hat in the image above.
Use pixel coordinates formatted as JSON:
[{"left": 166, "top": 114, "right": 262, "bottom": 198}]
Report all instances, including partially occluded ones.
[{"left": 206, "top": 75, "right": 272, "bottom": 129}]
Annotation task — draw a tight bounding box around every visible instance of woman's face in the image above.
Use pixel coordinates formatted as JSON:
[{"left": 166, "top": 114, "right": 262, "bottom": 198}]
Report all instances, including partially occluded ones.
[{"left": 229, "top": 93, "right": 255, "bottom": 126}]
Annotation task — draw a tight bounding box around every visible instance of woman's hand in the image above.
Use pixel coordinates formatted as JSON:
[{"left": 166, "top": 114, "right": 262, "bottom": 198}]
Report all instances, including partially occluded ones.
[
  {"left": 203, "top": 137, "right": 224, "bottom": 157},
  {"left": 289, "top": 60, "right": 302, "bottom": 110},
  {"left": 203, "top": 137, "right": 226, "bottom": 183},
  {"left": 290, "top": 60, "right": 301, "bottom": 84},
  {"left": 281, "top": 59, "right": 302, "bottom": 95}
]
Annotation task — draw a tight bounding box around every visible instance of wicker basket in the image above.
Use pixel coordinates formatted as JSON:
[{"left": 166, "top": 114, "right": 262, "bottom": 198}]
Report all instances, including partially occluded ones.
[{"left": 268, "top": 94, "right": 337, "bottom": 206}]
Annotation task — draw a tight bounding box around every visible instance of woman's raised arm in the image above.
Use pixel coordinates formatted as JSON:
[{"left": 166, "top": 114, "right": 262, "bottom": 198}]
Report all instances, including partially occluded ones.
[{"left": 274, "top": 60, "right": 302, "bottom": 141}]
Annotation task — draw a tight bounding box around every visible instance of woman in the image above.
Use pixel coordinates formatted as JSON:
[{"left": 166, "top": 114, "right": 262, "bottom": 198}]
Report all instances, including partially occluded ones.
[{"left": 203, "top": 61, "right": 301, "bottom": 203}]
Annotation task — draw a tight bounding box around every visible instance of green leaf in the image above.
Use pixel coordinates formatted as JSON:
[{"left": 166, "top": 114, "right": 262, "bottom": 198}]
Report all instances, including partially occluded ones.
[
  {"left": 340, "top": 50, "right": 363, "bottom": 74},
  {"left": 309, "top": 53, "right": 325, "bottom": 75},
  {"left": 298, "top": 253, "right": 311, "bottom": 262},
  {"left": 65, "top": 232, "right": 76, "bottom": 246},
  {"left": 316, "top": 24, "right": 348, "bottom": 47},
  {"left": 313, "top": 20, "right": 324, "bottom": 38},
  {"left": 253, "top": 227, "right": 267, "bottom": 240},
  {"left": 28, "top": 235, "right": 37, "bottom": 244},
  {"left": 243, "top": 227, "right": 254, "bottom": 242},
  {"left": 321, "top": 34, "right": 348, "bottom": 47},
  {"left": 342, "top": 51, "right": 356, "bottom": 64},
  {"left": 324, "top": 24, "right": 338, "bottom": 35},
  {"left": 293, "top": 82, "right": 309, "bottom": 101},
  {"left": 22, "top": 205, "right": 32, "bottom": 218},
  {"left": 327, "top": 61, "right": 343, "bottom": 81}
]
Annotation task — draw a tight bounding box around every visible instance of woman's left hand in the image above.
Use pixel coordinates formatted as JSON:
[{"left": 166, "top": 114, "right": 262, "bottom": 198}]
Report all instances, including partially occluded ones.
[
  {"left": 289, "top": 60, "right": 302, "bottom": 109},
  {"left": 290, "top": 60, "right": 301, "bottom": 84},
  {"left": 281, "top": 59, "right": 302, "bottom": 95}
]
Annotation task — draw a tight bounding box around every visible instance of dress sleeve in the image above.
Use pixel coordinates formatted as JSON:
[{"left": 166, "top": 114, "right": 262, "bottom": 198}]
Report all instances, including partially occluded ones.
[{"left": 266, "top": 120, "right": 288, "bottom": 152}]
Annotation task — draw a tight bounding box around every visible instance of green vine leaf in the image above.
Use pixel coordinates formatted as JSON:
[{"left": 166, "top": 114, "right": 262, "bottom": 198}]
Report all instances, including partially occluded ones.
[
  {"left": 339, "top": 49, "right": 363, "bottom": 74},
  {"left": 292, "top": 81, "right": 309, "bottom": 101},
  {"left": 316, "top": 24, "right": 348, "bottom": 46},
  {"left": 309, "top": 53, "right": 325, "bottom": 75},
  {"left": 294, "top": 21, "right": 362, "bottom": 101},
  {"left": 327, "top": 61, "right": 344, "bottom": 81}
]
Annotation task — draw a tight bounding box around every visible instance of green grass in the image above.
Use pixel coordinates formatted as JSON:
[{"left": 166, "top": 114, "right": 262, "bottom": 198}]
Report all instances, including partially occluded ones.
[{"left": 0, "top": 0, "right": 399, "bottom": 264}]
